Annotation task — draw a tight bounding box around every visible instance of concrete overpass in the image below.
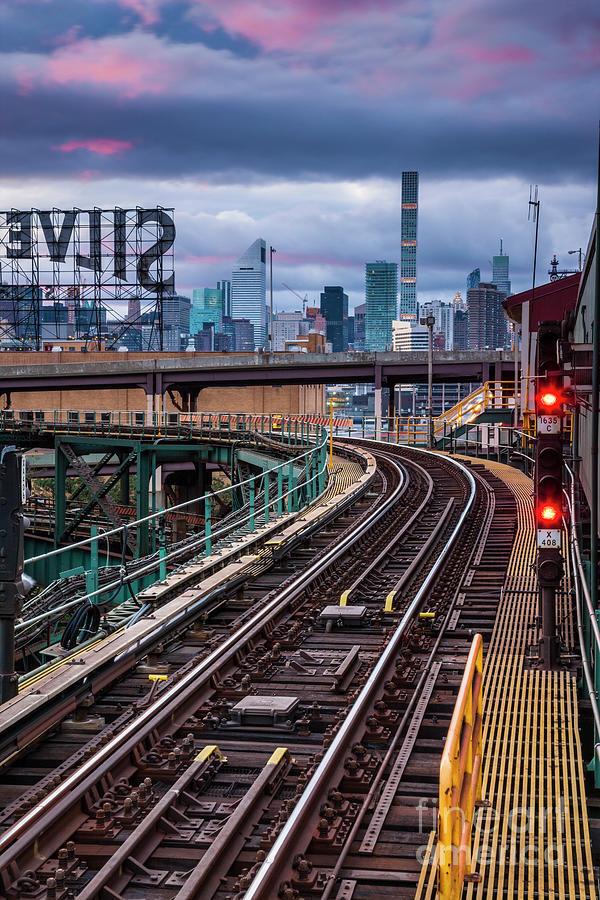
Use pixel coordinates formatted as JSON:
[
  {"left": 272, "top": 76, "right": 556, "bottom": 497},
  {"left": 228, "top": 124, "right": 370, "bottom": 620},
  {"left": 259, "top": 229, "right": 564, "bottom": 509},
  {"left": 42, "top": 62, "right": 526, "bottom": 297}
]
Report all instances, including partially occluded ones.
[{"left": 0, "top": 349, "right": 514, "bottom": 415}]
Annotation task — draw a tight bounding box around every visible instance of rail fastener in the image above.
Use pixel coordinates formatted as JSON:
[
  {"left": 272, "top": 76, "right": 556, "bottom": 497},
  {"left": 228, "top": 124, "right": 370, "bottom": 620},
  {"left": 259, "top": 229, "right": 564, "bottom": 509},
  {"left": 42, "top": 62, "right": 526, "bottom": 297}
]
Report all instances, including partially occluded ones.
[{"left": 438, "top": 632, "right": 485, "bottom": 899}]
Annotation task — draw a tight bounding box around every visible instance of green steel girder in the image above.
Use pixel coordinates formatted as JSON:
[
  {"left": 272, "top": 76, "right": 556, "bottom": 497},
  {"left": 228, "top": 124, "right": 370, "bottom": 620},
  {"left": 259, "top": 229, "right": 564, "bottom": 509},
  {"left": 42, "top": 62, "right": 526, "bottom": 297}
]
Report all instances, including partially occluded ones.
[
  {"left": 52, "top": 434, "right": 241, "bottom": 558},
  {"left": 69, "top": 451, "right": 116, "bottom": 503},
  {"left": 60, "top": 450, "right": 137, "bottom": 543}
]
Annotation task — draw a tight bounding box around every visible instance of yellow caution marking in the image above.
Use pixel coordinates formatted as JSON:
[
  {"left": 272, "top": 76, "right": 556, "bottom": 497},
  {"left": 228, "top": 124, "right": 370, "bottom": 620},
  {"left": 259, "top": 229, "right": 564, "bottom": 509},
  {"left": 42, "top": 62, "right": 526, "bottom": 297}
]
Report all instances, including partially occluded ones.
[
  {"left": 384, "top": 591, "right": 396, "bottom": 612},
  {"left": 267, "top": 747, "right": 289, "bottom": 766},
  {"left": 195, "top": 744, "right": 224, "bottom": 762},
  {"left": 148, "top": 673, "right": 168, "bottom": 682},
  {"left": 340, "top": 590, "right": 351, "bottom": 607}
]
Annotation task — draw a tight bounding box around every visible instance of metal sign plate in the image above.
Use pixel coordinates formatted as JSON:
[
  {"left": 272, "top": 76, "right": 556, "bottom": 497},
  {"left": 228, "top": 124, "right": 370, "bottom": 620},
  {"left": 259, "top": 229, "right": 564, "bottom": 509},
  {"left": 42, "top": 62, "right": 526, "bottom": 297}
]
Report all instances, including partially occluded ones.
[
  {"left": 537, "top": 529, "right": 561, "bottom": 548},
  {"left": 537, "top": 415, "right": 561, "bottom": 435},
  {"left": 20, "top": 456, "right": 27, "bottom": 504}
]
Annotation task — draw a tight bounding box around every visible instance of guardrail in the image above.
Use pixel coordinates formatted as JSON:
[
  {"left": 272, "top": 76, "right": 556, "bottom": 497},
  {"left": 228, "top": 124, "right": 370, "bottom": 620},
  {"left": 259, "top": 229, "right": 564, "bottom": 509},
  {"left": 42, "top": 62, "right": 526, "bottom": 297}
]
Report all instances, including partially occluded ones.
[
  {"left": 0, "top": 408, "right": 345, "bottom": 444},
  {"left": 438, "top": 633, "right": 484, "bottom": 899}
]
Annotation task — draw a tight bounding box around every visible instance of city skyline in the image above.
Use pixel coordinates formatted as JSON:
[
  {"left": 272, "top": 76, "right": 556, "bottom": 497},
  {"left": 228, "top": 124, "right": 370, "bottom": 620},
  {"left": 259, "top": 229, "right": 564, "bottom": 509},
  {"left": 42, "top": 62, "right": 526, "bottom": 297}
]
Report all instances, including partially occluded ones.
[{"left": 0, "top": 1, "right": 595, "bottom": 316}]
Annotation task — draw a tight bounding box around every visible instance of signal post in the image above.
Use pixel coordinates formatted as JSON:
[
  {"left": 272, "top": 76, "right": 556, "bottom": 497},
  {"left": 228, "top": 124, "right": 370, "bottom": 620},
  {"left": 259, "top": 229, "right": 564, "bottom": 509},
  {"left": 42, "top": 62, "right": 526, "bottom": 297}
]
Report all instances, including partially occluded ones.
[
  {"left": 535, "top": 322, "right": 564, "bottom": 668},
  {"left": 0, "top": 449, "right": 32, "bottom": 703}
]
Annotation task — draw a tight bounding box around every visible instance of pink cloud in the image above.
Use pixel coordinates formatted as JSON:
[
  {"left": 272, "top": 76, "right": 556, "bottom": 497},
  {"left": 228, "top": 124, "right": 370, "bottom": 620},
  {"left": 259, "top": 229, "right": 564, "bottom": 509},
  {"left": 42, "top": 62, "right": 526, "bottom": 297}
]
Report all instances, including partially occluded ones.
[
  {"left": 44, "top": 37, "right": 170, "bottom": 97},
  {"left": 54, "top": 138, "right": 134, "bottom": 156},
  {"left": 197, "top": 0, "right": 392, "bottom": 52},
  {"left": 114, "top": 0, "right": 163, "bottom": 26},
  {"left": 75, "top": 169, "right": 103, "bottom": 182},
  {"left": 464, "top": 43, "right": 536, "bottom": 64},
  {"left": 14, "top": 65, "right": 35, "bottom": 96},
  {"left": 183, "top": 254, "right": 236, "bottom": 264}
]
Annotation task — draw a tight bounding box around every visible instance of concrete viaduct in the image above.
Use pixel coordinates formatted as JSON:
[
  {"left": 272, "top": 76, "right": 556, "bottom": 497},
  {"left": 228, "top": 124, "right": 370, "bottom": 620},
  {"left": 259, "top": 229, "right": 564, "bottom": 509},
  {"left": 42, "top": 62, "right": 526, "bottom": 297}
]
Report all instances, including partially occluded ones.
[{"left": 0, "top": 349, "right": 514, "bottom": 416}]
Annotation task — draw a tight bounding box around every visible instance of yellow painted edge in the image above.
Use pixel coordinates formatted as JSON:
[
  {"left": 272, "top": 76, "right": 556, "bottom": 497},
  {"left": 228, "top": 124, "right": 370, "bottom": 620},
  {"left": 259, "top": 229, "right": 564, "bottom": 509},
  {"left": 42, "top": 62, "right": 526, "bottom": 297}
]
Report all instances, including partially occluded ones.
[
  {"left": 384, "top": 591, "right": 396, "bottom": 612},
  {"left": 195, "top": 744, "right": 224, "bottom": 762},
  {"left": 267, "top": 747, "right": 289, "bottom": 766},
  {"left": 340, "top": 590, "right": 351, "bottom": 607}
]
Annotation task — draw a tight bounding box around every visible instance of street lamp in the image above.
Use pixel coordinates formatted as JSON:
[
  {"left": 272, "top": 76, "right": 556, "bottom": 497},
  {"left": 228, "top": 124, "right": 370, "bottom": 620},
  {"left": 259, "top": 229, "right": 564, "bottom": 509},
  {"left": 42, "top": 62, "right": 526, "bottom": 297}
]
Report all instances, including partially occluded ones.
[
  {"left": 568, "top": 248, "right": 583, "bottom": 271},
  {"left": 420, "top": 315, "right": 435, "bottom": 448}
]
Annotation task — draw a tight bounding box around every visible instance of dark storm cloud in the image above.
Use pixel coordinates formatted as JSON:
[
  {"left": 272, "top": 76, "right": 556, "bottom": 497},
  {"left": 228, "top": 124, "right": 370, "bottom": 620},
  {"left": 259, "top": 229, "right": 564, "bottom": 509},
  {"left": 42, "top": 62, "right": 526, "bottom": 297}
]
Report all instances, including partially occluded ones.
[
  {"left": 0, "top": 0, "right": 596, "bottom": 303},
  {"left": 0, "top": 0, "right": 597, "bottom": 185},
  {"left": 0, "top": 76, "right": 596, "bottom": 185}
]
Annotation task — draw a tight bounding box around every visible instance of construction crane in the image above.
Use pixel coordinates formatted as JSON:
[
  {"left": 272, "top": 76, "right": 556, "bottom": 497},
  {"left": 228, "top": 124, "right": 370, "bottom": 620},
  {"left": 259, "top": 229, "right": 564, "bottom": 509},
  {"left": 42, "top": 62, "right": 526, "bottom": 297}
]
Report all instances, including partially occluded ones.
[{"left": 281, "top": 282, "right": 309, "bottom": 315}]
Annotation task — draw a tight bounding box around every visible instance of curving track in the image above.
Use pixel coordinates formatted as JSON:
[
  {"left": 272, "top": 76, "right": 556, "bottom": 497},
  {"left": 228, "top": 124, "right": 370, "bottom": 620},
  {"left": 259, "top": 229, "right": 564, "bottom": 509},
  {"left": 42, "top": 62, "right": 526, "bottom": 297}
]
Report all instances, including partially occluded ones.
[{"left": 0, "top": 441, "right": 516, "bottom": 900}]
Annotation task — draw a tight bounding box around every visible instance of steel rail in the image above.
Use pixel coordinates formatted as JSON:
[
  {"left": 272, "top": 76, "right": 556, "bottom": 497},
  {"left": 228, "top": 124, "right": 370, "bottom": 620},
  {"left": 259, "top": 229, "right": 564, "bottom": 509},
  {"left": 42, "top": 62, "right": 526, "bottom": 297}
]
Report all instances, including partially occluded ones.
[
  {"left": 319, "top": 467, "right": 494, "bottom": 899},
  {"left": 0, "top": 451, "right": 407, "bottom": 871},
  {"left": 243, "top": 444, "right": 476, "bottom": 900},
  {"left": 340, "top": 457, "right": 434, "bottom": 602}
]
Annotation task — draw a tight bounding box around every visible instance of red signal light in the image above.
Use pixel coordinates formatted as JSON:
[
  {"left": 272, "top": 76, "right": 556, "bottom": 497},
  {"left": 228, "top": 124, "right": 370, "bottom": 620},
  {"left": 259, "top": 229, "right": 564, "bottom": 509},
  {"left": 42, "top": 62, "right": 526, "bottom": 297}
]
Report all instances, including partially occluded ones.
[
  {"left": 539, "top": 391, "right": 559, "bottom": 409},
  {"left": 539, "top": 503, "right": 560, "bottom": 525}
]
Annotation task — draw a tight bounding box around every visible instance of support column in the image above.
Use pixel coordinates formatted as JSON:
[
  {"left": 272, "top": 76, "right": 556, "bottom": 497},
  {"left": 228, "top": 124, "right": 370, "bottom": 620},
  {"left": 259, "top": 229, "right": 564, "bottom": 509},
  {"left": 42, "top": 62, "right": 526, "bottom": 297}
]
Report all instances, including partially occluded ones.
[
  {"left": 119, "top": 452, "right": 130, "bottom": 505},
  {"left": 374, "top": 366, "right": 382, "bottom": 441},
  {"left": 190, "top": 389, "right": 200, "bottom": 413},
  {"left": 54, "top": 441, "right": 68, "bottom": 549},
  {"left": 387, "top": 382, "right": 395, "bottom": 418},
  {"left": 136, "top": 448, "right": 152, "bottom": 557}
]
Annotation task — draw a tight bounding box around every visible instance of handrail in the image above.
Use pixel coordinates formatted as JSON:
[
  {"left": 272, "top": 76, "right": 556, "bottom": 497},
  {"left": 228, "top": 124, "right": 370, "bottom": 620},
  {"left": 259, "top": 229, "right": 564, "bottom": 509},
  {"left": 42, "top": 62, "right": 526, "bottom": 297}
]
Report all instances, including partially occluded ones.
[
  {"left": 434, "top": 380, "right": 515, "bottom": 438},
  {"left": 438, "top": 633, "right": 483, "bottom": 899},
  {"left": 564, "top": 464, "right": 600, "bottom": 772}
]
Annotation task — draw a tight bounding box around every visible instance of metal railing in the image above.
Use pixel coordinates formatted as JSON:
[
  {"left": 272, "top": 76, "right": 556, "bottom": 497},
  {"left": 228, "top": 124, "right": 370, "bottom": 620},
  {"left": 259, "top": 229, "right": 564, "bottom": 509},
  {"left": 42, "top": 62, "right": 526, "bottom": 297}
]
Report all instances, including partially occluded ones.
[
  {"left": 434, "top": 380, "right": 515, "bottom": 439},
  {"left": 438, "top": 633, "right": 484, "bottom": 899},
  {"left": 0, "top": 408, "right": 334, "bottom": 445},
  {"left": 325, "top": 382, "right": 517, "bottom": 447},
  {"left": 564, "top": 464, "right": 600, "bottom": 784}
]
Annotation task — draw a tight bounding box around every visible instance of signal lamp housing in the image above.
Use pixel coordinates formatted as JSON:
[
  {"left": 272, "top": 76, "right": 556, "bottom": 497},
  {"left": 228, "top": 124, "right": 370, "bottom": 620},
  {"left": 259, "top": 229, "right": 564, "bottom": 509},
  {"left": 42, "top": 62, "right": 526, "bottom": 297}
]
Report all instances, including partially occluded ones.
[{"left": 539, "top": 503, "right": 561, "bottom": 525}]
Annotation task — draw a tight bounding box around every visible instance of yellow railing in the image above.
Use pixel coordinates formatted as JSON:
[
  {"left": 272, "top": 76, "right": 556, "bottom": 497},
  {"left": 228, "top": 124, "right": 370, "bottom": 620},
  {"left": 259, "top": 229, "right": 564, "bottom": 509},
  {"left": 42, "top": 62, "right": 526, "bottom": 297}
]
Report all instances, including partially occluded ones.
[
  {"left": 434, "top": 381, "right": 515, "bottom": 440},
  {"left": 438, "top": 633, "right": 484, "bottom": 899}
]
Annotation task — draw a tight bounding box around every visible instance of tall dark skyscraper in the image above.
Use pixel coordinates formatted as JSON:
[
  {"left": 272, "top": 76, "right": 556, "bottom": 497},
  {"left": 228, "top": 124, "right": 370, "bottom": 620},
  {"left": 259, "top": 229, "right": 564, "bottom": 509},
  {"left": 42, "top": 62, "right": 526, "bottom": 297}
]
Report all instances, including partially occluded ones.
[
  {"left": 453, "top": 308, "right": 469, "bottom": 351},
  {"left": 320, "top": 285, "right": 348, "bottom": 351},
  {"left": 467, "top": 282, "right": 507, "bottom": 350},
  {"left": 400, "top": 171, "right": 418, "bottom": 321},
  {"left": 365, "top": 261, "right": 397, "bottom": 350},
  {"left": 492, "top": 241, "right": 511, "bottom": 297}
]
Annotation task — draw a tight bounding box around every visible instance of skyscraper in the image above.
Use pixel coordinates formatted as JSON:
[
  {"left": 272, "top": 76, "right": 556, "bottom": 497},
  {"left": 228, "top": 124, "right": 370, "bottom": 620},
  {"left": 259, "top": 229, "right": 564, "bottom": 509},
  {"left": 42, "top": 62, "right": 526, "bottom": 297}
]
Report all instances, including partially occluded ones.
[
  {"left": 466, "top": 268, "right": 480, "bottom": 295},
  {"left": 365, "top": 261, "right": 397, "bottom": 350},
  {"left": 320, "top": 285, "right": 348, "bottom": 351},
  {"left": 419, "top": 299, "right": 454, "bottom": 350},
  {"left": 191, "top": 288, "right": 224, "bottom": 335},
  {"left": 467, "top": 282, "right": 507, "bottom": 350},
  {"left": 400, "top": 171, "right": 418, "bottom": 321},
  {"left": 353, "top": 303, "right": 366, "bottom": 349},
  {"left": 231, "top": 239, "right": 266, "bottom": 347},
  {"left": 453, "top": 309, "right": 469, "bottom": 351},
  {"left": 217, "top": 280, "right": 232, "bottom": 318},
  {"left": 492, "top": 241, "right": 511, "bottom": 297}
]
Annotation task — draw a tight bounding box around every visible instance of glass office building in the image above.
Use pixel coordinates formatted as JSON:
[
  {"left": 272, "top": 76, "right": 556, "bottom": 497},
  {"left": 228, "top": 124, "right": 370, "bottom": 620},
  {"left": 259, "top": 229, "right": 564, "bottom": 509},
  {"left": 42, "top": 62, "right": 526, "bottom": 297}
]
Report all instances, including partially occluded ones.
[
  {"left": 231, "top": 239, "right": 266, "bottom": 348},
  {"left": 365, "top": 261, "right": 397, "bottom": 350},
  {"left": 400, "top": 171, "right": 418, "bottom": 321}
]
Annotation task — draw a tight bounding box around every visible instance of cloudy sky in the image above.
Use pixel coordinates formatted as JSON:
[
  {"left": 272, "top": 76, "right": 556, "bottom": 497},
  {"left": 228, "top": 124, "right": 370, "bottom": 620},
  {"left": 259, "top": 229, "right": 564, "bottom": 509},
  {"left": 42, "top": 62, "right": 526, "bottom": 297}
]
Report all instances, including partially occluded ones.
[{"left": 0, "top": 0, "right": 598, "bottom": 313}]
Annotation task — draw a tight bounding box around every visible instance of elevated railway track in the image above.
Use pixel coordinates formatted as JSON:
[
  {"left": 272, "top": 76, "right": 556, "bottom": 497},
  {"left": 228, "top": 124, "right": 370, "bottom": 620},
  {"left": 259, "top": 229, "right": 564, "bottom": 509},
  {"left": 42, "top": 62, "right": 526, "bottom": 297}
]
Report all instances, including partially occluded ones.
[
  {"left": 0, "top": 431, "right": 596, "bottom": 899},
  {"left": 0, "top": 440, "right": 517, "bottom": 900}
]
